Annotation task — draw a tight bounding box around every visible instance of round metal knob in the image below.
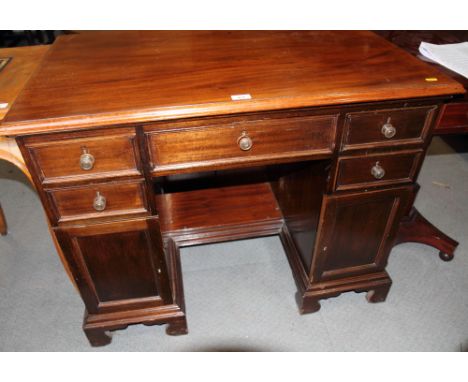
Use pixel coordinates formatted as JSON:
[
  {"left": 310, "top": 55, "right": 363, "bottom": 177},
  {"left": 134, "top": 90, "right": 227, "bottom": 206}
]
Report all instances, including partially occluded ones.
[
  {"left": 381, "top": 122, "right": 396, "bottom": 139},
  {"left": 237, "top": 132, "right": 253, "bottom": 151},
  {"left": 93, "top": 192, "right": 106, "bottom": 211},
  {"left": 371, "top": 162, "right": 385, "bottom": 180},
  {"left": 80, "top": 148, "right": 95, "bottom": 171}
]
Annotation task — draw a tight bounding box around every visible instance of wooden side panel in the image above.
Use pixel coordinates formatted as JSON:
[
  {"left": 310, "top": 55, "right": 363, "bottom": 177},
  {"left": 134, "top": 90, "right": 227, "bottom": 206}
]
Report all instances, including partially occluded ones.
[
  {"left": 435, "top": 102, "right": 468, "bottom": 134},
  {"left": 271, "top": 161, "right": 328, "bottom": 271},
  {"left": 55, "top": 217, "right": 172, "bottom": 314},
  {"left": 310, "top": 186, "right": 412, "bottom": 282},
  {"left": 77, "top": 230, "right": 158, "bottom": 302}
]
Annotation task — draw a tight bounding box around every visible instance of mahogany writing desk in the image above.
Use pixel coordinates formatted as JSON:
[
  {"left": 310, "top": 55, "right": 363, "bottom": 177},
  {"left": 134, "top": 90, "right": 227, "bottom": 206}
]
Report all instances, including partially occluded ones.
[{"left": 0, "top": 31, "right": 464, "bottom": 347}]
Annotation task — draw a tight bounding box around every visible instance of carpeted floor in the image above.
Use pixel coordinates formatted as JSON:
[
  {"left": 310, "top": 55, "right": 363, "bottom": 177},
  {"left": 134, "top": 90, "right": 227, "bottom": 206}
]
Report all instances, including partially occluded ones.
[{"left": 0, "top": 136, "right": 467, "bottom": 351}]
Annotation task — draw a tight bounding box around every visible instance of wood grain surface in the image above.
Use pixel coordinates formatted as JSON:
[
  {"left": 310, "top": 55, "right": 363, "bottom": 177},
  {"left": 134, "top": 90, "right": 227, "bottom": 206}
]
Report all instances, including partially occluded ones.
[
  {"left": 0, "top": 45, "right": 49, "bottom": 121},
  {"left": 2, "top": 31, "right": 464, "bottom": 135}
]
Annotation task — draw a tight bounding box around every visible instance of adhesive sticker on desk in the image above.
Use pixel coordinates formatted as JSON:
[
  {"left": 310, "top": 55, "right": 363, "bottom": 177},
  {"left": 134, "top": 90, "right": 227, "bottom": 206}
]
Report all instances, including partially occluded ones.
[
  {"left": 231, "top": 94, "right": 252, "bottom": 101},
  {"left": 0, "top": 103, "right": 8, "bottom": 109}
]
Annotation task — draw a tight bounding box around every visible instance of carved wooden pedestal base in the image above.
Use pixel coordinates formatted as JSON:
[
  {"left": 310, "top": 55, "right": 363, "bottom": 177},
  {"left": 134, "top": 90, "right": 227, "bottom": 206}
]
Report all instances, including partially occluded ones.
[
  {"left": 81, "top": 203, "right": 458, "bottom": 346},
  {"left": 295, "top": 273, "right": 393, "bottom": 314},
  {"left": 280, "top": 225, "right": 393, "bottom": 314},
  {"left": 165, "top": 316, "right": 189, "bottom": 336},
  {"left": 83, "top": 312, "right": 188, "bottom": 347},
  {"left": 395, "top": 207, "right": 459, "bottom": 261},
  {"left": 84, "top": 327, "right": 112, "bottom": 347},
  {"left": 82, "top": 240, "right": 188, "bottom": 347}
]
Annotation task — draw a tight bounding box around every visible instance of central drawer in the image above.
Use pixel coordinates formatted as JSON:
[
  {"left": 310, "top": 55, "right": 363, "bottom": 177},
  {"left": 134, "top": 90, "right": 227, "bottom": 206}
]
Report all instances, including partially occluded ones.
[{"left": 145, "top": 114, "right": 338, "bottom": 175}]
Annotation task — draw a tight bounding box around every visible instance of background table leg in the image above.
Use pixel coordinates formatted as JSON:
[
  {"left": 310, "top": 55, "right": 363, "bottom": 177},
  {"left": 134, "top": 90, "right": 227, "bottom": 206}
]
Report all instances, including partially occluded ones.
[
  {"left": 0, "top": 203, "right": 7, "bottom": 235},
  {"left": 395, "top": 207, "right": 459, "bottom": 261}
]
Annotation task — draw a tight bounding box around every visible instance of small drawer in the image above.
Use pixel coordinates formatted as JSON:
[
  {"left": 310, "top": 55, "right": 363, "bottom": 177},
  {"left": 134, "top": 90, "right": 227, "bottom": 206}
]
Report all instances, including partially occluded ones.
[
  {"left": 145, "top": 114, "right": 338, "bottom": 175},
  {"left": 23, "top": 128, "right": 142, "bottom": 184},
  {"left": 334, "top": 150, "right": 423, "bottom": 191},
  {"left": 341, "top": 106, "right": 437, "bottom": 151},
  {"left": 45, "top": 179, "right": 149, "bottom": 223}
]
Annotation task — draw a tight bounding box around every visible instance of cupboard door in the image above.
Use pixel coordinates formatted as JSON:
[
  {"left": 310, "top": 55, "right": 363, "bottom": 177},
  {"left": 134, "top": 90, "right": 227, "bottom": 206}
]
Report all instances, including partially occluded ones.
[
  {"left": 55, "top": 217, "right": 172, "bottom": 314},
  {"left": 310, "top": 186, "right": 412, "bottom": 282}
]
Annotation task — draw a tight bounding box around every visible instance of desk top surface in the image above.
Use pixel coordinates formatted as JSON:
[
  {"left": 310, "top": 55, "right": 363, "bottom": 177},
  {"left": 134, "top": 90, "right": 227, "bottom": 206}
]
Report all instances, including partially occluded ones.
[{"left": 2, "top": 31, "right": 465, "bottom": 135}]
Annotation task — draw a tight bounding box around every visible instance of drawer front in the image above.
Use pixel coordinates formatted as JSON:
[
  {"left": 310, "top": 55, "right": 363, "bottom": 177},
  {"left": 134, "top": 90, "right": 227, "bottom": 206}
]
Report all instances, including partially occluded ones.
[
  {"left": 435, "top": 102, "right": 468, "bottom": 133},
  {"left": 24, "top": 128, "right": 141, "bottom": 184},
  {"left": 146, "top": 115, "right": 338, "bottom": 175},
  {"left": 45, "top": 179, "right": 149, "bottom": 223},
  {"left": 334, "top": 150, "right": 423, "bottom": 191},
  {"left": 341, "top": 106, "right": 436, "bottom": 151}
]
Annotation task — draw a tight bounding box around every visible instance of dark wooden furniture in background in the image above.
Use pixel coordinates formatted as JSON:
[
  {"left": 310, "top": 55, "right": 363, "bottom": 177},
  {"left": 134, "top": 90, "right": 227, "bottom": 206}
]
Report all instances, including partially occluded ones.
[
  {"left": 0, "top": 31, "right": 58, "bottom": 48},
  {"left": 0, "top": 31, "right": 464, "bottom": 346},
  {"left": 0, "top": 205, "right": 6, "bottom": 235},
  {"left": 378, "top": 31, "right": 468, "bottom": 135},
  {"left": 378, "top": 31, "right": 468, "bottom": 261}
]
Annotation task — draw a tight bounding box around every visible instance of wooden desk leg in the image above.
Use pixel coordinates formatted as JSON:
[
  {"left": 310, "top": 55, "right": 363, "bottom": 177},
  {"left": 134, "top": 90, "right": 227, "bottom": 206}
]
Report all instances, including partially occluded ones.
[
  {"left": 0, "top": 203, "right": 7, "bottom": 235},
  {"left": 83, "top": 327, "right": 112, "bottom": 347},
  {"left": 394, "top": 207, "right": 459, "bottom": 261}
]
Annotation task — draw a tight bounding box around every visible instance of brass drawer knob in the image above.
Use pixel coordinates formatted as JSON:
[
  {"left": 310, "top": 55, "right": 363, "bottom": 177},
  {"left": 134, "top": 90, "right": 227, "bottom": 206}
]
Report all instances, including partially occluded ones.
[
  {"left": 371, "top": 162, "right": 385, "bottom": 179},
  {"left": 80, "top": 147, "right": 95, "bottom": 171},
  {"left": 93, "top": 192, "right": 106, "bottom": 211},
  {"left": 237, "top": 131, "right": 253, "bottom": 151},
  {"left": 381, "top": 119, "right": 396, "bottom": 139}
]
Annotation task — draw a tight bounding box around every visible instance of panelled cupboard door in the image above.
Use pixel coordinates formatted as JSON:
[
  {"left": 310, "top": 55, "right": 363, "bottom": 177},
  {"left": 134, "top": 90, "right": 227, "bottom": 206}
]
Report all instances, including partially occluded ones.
[
  {"left": 55, "top": 217, "right": 172, "bottom": 314},
  {"left": 310, "top": 186, "right": 412, "bottom": 282}
]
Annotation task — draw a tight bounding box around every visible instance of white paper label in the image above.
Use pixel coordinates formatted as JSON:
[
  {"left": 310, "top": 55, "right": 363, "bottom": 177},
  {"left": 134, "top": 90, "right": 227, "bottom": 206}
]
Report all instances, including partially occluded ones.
[
  {"left": 0, "top": 102, "right": 8, "bottom": 109},
  {"left": 231, "top": 94, "right": 252, "bottom": 101}
]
